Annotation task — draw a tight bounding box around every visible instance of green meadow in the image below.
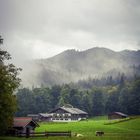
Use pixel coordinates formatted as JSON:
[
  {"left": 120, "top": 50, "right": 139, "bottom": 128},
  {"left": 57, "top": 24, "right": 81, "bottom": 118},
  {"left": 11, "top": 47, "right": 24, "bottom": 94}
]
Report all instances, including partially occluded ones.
[{"left": 1, "top": 116, "right": 140, "bottom": 140}]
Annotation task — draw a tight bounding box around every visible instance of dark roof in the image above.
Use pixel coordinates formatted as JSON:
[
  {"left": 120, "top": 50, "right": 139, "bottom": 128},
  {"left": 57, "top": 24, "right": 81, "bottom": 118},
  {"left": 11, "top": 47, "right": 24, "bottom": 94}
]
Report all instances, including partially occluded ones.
[
  {"left": 13, "top": 117, "right": 39, "bottom": 128},
  {"left": 109, "top": 112, "right": 128, "bottom": 117},
  {"left": 50, "top": 106, "right": 88, "bottom": 115},
  {"left": 27, "top": 114, "right": 39, "bottom": 117}
]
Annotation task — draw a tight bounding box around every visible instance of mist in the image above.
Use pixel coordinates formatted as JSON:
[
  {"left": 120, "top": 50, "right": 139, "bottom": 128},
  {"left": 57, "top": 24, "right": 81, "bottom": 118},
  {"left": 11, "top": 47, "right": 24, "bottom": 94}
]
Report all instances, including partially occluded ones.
[
  {"left": 18, "top": 48, "right": 140, "bottom": 87},
  {"left": 0, "top": 0, "right": 140, "bottom": 86}
]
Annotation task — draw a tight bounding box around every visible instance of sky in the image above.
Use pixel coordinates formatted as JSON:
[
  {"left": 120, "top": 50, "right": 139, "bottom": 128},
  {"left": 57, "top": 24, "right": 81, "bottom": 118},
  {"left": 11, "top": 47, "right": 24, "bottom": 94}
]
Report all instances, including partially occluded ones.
[{"left": 0, "top": 0, "right": 140, "bottom": 65}]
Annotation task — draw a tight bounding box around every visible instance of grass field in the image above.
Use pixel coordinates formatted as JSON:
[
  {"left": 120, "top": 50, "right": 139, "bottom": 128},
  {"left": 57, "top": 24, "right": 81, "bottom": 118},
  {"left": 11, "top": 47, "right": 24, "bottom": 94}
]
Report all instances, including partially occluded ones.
[{"left": 1, "top": 116, "right": 140, "bottom": 140}]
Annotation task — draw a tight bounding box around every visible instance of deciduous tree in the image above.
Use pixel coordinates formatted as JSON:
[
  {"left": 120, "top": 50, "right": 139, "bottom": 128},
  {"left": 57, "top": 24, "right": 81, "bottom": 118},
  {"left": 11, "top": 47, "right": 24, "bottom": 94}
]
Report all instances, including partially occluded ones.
[{"left": 0, "top": 36, "right": 21, "bottom": 134}]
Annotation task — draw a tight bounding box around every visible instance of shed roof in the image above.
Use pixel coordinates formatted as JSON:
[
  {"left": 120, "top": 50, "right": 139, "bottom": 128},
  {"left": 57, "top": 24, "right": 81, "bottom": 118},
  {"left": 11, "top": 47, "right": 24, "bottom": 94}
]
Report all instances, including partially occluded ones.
[
  {"left": 13, "top": 117, "right": 39, "bottom": 128},
  {"left": 109, "top": 112, "right": 128, "bottom": 117},
  {"left": 27, "top": 114, "right": 39, "bottom": 117}
]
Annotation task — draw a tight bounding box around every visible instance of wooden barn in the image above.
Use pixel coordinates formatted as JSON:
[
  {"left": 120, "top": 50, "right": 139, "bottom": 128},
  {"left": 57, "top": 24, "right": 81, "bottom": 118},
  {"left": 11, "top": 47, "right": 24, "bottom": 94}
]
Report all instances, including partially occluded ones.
[
  {"left": 49, "top": 105, "right": 88, "bottom": 122},
  {"left": 13, "top": 117, "right": 39, "bottom": 134},
  {"left": 108, "top": 112, "right": 128, "bottom": 120}
]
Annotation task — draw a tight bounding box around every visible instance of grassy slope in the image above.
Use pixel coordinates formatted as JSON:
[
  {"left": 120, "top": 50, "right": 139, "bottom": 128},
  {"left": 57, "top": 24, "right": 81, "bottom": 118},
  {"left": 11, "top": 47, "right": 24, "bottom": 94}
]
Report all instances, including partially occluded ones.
[{"left": 1, "top": 117, "right": 140, "bottom": 140}]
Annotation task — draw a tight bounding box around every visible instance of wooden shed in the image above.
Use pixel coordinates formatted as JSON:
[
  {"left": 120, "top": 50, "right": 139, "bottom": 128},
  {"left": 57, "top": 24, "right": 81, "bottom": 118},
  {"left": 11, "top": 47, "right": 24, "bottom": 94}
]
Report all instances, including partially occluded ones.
[
  {"left": 13, "top": 117, "right": 39, "bottom": 134},
  {"left": 108, "top": 112, "right": 128, "bottom": 120}
]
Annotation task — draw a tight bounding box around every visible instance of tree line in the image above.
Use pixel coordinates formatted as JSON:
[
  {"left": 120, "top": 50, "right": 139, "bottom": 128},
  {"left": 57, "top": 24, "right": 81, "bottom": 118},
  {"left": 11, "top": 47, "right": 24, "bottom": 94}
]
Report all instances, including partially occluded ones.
[{"left": 16, "top": 75, "right": 140, "bottom": 117}]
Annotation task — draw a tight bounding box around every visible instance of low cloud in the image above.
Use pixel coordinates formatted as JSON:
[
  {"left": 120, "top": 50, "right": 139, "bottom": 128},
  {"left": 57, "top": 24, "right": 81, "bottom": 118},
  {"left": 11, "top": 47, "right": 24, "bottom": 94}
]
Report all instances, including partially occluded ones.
[{"left": 0, "top": 0, "right": 140, "bottom": 64}]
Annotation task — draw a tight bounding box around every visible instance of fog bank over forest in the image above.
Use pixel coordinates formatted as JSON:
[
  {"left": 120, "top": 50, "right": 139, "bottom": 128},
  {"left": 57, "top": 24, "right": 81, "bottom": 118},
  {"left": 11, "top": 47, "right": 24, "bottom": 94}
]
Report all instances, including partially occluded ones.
[{"left": 20, "top": 47, "right": 140, "bottom": 87}]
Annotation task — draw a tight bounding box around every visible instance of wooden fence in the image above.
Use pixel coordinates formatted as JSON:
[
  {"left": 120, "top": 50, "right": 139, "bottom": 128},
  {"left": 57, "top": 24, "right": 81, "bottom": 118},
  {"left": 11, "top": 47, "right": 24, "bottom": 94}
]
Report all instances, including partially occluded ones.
[{"left": 18, "top": 131, "right": 72, "bottom": 138}]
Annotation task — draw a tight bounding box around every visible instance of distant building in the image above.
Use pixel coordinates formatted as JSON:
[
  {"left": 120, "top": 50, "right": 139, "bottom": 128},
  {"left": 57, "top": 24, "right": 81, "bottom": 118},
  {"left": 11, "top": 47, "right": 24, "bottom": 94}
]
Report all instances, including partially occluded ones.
[
  {"left": 13, "top": 117, "right": 39, "bottom": 134},
  {"left": 108, "top": 112, "right": 128, "bottom": 120},
  {"left": 38, "top": 113, "right": 52, "bottom": 121},
  {"left": 27, "top": 113, "right": 52, "bottom": 122},
  {"left": 49, "top": 105, "right": 88, "bottom": 122},
  {"left": 27, "top": 114, "right": 39, "bottom": 121}
]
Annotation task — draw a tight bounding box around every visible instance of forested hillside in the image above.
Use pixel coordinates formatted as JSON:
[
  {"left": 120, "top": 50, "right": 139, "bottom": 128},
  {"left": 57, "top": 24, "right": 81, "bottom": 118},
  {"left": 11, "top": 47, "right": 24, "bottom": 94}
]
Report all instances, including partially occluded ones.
[
  {"left": 21, "top": 48, "right": 140, "bottom": 87},
  {"left": 16, "top": 75, "right": 140, "bottom": 117}
]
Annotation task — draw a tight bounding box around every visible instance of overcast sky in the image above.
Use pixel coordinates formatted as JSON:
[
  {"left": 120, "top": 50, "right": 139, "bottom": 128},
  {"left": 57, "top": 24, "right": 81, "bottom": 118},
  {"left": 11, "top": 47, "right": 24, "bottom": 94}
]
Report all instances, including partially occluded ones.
[{"left": 0, "top": 0, "right": 140, "bottom": 64}]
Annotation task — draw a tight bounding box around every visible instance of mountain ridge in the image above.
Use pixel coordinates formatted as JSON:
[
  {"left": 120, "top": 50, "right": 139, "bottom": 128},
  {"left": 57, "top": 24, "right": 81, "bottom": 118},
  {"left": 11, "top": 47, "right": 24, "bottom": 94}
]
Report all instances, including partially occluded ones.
[{"left": 21, "top": 47, "right": 140, "bottom": 87}]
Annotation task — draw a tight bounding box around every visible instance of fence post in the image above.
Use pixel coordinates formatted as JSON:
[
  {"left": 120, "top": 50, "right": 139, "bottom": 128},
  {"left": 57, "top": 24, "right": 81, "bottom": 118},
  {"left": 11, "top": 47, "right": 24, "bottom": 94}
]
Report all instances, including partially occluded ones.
[
  {"left": 26, "top": 128, "right": 30, "bottom": 138},
  {"left": 70, "top": 131, "right": 72, "bottom": 137},
  {"left": 45, "top": 130, "right": 48, "bottom": 138}
]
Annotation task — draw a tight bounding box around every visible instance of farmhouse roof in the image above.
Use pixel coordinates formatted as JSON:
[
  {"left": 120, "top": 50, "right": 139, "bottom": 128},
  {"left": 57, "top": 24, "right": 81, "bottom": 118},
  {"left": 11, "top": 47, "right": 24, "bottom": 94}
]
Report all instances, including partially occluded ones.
[
  {"left": 50, "top": 106, "right": 88, "bottom": 115},
  {"left": 13, "top": 117, "right": 39, "bottom": 128},
  {"left": 109, "top": 112, "right": 128, "bottom": 117},
  {"left": 62, "top": 106, "right": 88, "bottom": 114}
]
